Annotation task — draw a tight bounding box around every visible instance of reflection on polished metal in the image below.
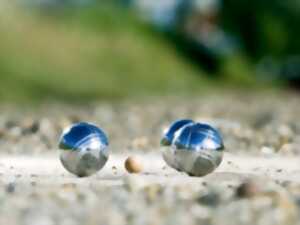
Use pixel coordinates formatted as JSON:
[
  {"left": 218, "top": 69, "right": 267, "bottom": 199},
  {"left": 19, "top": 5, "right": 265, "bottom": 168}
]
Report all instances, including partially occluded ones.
[
  {"left": 161, "top": 119, "right": 224, "bottom": 177},
  {"left": 161, "top": 119, "right": 194, "bottom": 146},
  {"left": 59, "top": 122, "right": 109, "bottom": 177}
]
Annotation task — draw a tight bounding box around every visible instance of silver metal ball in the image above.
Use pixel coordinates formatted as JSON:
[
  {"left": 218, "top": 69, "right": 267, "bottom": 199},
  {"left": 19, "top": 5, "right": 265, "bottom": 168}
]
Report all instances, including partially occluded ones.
[
  {"left": 59, "top": 122, "right": 109, "bottom": 177},
  {"left": 161, "top": 119, "right": 224, "bottom": 177}
]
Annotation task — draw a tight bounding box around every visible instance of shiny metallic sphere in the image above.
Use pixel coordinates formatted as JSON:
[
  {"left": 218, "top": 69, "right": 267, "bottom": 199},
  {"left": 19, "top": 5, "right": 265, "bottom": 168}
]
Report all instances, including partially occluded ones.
[
  {"left": 161, "top": 119, "right": 224, "bottom": 177},
  {"left": 59, "top": 122, "right": 109, "bottom": 177}
]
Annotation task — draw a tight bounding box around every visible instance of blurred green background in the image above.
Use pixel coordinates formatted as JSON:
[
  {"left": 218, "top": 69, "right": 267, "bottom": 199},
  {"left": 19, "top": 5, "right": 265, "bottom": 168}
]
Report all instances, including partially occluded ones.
[{"left": 0, "top": 0, "right": 299, "bottom": 103}]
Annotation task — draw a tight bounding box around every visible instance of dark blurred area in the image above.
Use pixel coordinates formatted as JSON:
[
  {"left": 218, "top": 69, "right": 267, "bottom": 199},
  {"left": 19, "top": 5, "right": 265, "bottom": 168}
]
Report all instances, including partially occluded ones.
[
  {"left": 0, "top": 0, "right": 299, "bottom": 103},
  {"left": 128, "top": 0, "right": 300, "bottom": 83}
]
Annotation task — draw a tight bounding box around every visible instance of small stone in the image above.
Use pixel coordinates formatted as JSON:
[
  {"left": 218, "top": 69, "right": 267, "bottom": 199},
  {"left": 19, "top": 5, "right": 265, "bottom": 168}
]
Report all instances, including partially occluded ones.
[
  {"left": 198, "top": 191, "right": 220, "bottom": 207},
  {"left": 21, "top": 118, "right": 39, "bottom": 134},
  {"left": 111, "top": 166, "right": 118, "bottom": 175},
  {"left": 112, "top": 166, "right": 117, "bottom": 170},
  {"left": 236, "top": 180, "right": 260, "bottom": 198},
  {"left": 124, "top": 156, "right": 143, "bottom": 174}
]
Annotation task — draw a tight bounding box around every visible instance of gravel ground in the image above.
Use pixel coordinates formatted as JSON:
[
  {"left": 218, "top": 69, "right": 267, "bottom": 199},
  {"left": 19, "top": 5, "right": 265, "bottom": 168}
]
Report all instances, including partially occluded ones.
[{"left": 0, "top": 92, "right": 300, "bottom": 225}]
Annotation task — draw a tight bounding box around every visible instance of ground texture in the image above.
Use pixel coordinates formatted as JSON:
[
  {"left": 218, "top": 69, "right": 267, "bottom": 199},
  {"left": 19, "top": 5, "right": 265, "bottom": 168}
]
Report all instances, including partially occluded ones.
[{"left": 0, "top": 92, "right": 300, "bottom": 225}]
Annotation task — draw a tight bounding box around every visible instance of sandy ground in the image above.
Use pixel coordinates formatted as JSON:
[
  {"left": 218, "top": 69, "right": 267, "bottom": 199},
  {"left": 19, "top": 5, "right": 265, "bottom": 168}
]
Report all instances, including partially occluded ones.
[
  {"left": 1, "top": 93, "right": 300, "bottom": 225},
  {"left": 1, "top": 153, "right": 300, "bottom": 187},
  {"left": 1, "top": 153, "right": 300, "bottom": 225}
]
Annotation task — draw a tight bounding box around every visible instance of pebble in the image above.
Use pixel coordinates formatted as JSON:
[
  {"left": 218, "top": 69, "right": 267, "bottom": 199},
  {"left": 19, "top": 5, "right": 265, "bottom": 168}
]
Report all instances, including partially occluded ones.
[
  {"left": 236, "top": 181, "right": 260, "bottom": 198},
  {"left": 124, "top": 156, "right": 143, "bottom": 174},
  {"left": 197, "top": 191, "right": 221, "bottom": 207},
  {"left": 21, "top": 118, "right": 39, "bottom": 134},
  {"left": 112, "top": 166, "right": 117, "bottom": 170}
]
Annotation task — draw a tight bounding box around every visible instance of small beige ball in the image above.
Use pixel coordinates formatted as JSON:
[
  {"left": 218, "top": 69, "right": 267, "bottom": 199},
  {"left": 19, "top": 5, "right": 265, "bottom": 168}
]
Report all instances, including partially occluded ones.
[{"left": 125, "top": 156, "right": 143, "bottom": 174}]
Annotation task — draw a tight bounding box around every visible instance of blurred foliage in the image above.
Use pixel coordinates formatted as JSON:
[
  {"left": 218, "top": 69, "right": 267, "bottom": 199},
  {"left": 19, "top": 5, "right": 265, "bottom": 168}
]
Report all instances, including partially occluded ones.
[
  {"left": 1, "top": 0, "right": 295, "bottom": 103},
  {"left": 221, "top": 0, "right": 300, "bottom": 60},
  {"left": 220, "top": 0, "right": 300, "bottom": 84},
  {"left": 0, "top": 2, "right": 214, "bottom": 103}
]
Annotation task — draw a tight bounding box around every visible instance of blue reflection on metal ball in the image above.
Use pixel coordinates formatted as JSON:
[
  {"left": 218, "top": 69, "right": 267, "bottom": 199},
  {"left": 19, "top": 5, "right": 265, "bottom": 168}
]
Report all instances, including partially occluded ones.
[
  {"left": 161, "top": 120, "right": 224, "bottom": 177},
  {"left": 161, "top": 119, "right": 194, "bottom": 146},
  {"left": 59, "top": 122, "right": 109, "bottom": 177}
]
